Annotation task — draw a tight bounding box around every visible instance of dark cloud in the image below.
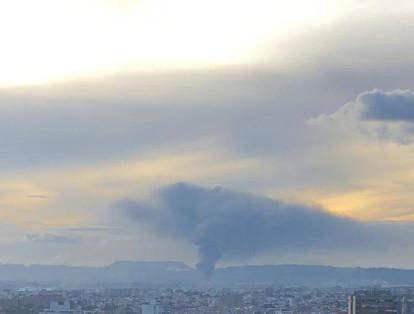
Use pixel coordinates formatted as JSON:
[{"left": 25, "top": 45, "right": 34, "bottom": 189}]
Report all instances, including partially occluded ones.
[
  {"left": 117, "top": 182, "right": 413, "bottom": 276},
  {"left": 311, "top": 89, "right": 414, "bottom": 122},
  {"left": 357, "top": 89, "right": 414, "bottom": 122},
  {"left": 310, "top": 89, "right": 414, "bottom": 144}
]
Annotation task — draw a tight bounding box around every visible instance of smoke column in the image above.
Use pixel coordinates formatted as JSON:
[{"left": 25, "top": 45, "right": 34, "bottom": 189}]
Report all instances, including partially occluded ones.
[{"left": 119, "top": 182, "right": 412, "bottom": 277}]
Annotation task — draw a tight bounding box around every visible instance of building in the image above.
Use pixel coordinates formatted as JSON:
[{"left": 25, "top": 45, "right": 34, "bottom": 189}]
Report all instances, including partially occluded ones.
[
  {"left": 348, "top": 290, "right": 405, "bottom": 314},
  {"left": 141, "top": 302, "right": 163, "bottom": 314},
  {"left": 218, "top": 293, "right": 243, "bottom": 308},
  {"left": 39, "top": 300, "right": 81, "bottom": 314}
]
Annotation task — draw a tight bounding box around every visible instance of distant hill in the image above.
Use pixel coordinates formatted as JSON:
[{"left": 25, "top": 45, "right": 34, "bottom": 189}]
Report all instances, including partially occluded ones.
[
  {"left": 1, "top": 262, "right": 414, "bottom": 287},
  {"left": 213, "top": 265, "right": 414, "bottom": 286},
  {"left": 0, "top": 261, "right": 199, "bottom": 286}
]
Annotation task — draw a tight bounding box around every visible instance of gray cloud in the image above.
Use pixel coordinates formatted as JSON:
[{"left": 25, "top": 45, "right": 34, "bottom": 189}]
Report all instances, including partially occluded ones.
[
  {"left": 2, "top": 7, "right": 414, "bottom": 169},
  {"left": 317, "top": 89, "right": 414, "bottom": 122},
  {"left": 61, "top": 226, "right": 129, "bottom": 236},
  {"left": 25, "top": 233, "right": 81, "bottom": 244},
  {"left": 357, "top": 89, "right": 414, "bottom": 122},
  {"left": 26, "top": 194, "right": 48, "bottom": 199},
  {"left": 0, "top": 67, "right": 341, "bottom": 169},
  {"left": 310, "top": 89, "right": 414, "bottom": 144},
  {"left": 117, "top": 182, "right": 413, "bottom": 276}
]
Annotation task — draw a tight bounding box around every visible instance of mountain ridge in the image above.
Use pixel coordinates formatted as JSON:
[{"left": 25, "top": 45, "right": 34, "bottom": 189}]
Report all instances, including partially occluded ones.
[{"left": 1, "top": 261, "right": 414, "bottom": 287}]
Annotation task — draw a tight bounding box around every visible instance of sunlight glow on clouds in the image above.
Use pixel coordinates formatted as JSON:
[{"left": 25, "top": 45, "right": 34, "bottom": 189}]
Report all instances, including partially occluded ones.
[{"left": 0, "top": 0, "right": 350, "bottom": 86}]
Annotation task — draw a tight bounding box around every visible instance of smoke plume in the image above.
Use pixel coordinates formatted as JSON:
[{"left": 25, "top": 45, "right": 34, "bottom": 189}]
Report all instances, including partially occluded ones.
[{"left": 118, "top": 182, "right": 410, "bottom": 277}]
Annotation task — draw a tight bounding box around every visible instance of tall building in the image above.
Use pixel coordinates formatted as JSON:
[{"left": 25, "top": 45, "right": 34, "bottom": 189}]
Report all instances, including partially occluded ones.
[{"left": 348, "top": 290, "right": 405, "bottom": 314}]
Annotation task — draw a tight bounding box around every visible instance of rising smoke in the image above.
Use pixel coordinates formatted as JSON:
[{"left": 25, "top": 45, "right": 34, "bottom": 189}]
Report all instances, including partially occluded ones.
[{"left": 118, "top": 182, "right": 411, "bottom": 277}]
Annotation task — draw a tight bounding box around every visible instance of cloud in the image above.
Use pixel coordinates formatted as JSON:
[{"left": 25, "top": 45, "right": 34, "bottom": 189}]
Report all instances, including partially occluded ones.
[
  {"left": 25, "top": 233, "right": 81, "bottom": 244},
  {"left": 312, "top": 89, "right": 414, "bottom": 122},
  {"left": 26, "top": 194, "right": 48, "bottom": 199},
  {"left": 358, "top": 90, "right": 414, "bottom": 122},
  {"left": 0, "top": 66, "right": 340, "bottom": 171},
  {"left": 0, "top": 1, "right": 414, "bottom": 170},
  {"left": 310, "top": 89, "right": 414, "bottom": 144},
  {"left": 117, "top": 182, "right": 414, "bottom": 276},
  {"left": 2, "top": 3, "right": 414, "bottom": 266}
]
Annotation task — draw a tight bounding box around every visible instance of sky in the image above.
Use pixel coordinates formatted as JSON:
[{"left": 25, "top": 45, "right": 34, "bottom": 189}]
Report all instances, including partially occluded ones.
[{"left": 1, "top": 0, "right": 414, "bottom": 268}]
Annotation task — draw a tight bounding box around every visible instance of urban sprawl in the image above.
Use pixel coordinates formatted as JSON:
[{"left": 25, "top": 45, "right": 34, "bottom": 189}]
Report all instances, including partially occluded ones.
[{"left": 0, "top": 285, "right": 412, "bottom": 313}]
